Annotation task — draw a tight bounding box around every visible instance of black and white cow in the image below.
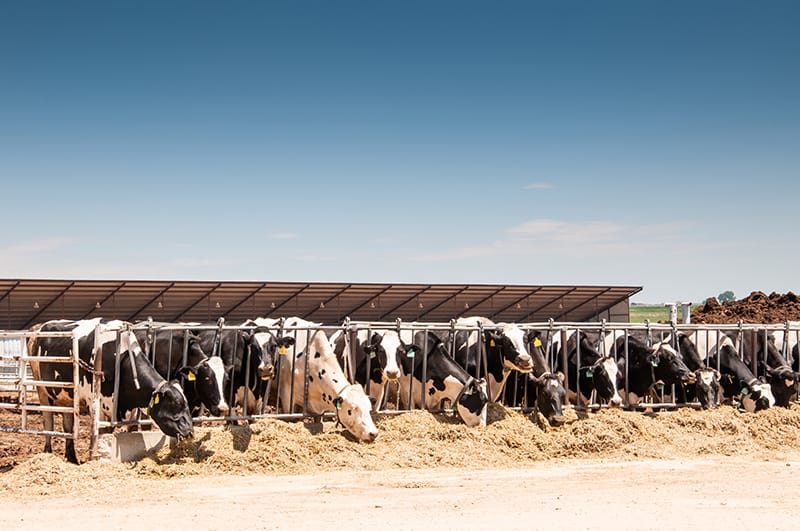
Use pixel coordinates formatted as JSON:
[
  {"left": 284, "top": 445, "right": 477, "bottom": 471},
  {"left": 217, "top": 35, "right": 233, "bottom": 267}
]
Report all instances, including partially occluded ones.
[
  {"left": 546, "top": 329, "right": 622, "bottom": 407},
  {"left": 277, "top": 317, "right": 378, "bottom": 442},
  {"left": 684, "top": 330, "right": 775, "bottom": 412},
  {"left": 448, "top": 317, "right": 533, "bottom": 403},
  {"left": 28, "top": 318, "right": 194, "bottom": 464},
  {"left": 604, "top": 330, "right": 695, "bottom": 406},
  {"left": 192, "top": 319, "right": 294, "bottom": 414},
  {"left": 734, "top": 329, "right": 797, "bottom": 407},
  {"left": 331, "top": 328, "right": 406, "bottom": 411},
  {"left": 772, "top": 322, "right": 800, "bottom": 372},
  {"left": 495, "top": 329, "right": 568, "bottom": 426},
  {"left": 647, "top": 332, "right": 721, "bottom": 409},
  {"left": 397, "top": 330, "right": 489, "bottom": 427},
  {"left": 133, "top": 327, "right": 228, "bottom": 417}
]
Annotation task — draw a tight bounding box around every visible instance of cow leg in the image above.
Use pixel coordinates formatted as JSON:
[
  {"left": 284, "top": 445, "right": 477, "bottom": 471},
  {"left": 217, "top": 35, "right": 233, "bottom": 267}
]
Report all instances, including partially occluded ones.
[
  {"left": 42, "top": 410, "right": 54, "bottom": 453},
  {"left": 62, "top": 413, "right": 79, "bottom": 464}
]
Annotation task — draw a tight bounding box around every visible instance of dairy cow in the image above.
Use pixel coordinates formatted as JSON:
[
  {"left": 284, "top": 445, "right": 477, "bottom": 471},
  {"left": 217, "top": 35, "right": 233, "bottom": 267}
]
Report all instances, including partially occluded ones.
[
  {"left": 547, "top": 329, "right": 622, "bottom": 407},
  {"left": 683, "top": 330, "right": 775, "bottom": 412},
  {"left": 331, "top": 328, "right": 407, "bottom": 411},
  {"left": 192, "top": 319, "right": 294, "bottom": 414},
  {"left": 29, "top": 318, "right": 194, "bottom": 464},
  {"left": 734, "top": 329, "right": 798, "bottom": 407},
  {"left": 605, "top": 330, "right": 695, "bottom": 406},
  {"left": 647, "top": 332, "right": 721, "bottom": 409},
  {"left": 397, "top": 330, "right": 489, "bottom": 427},
  {"left": 447, "top": 317, "right": 533, "bottom": 402},
  {"left": 499, "top": 330, "right": 567, "bottom": 426},
  {"left": 277, "top": 317, "right": 378, "bottom": 442},
  {"left": 133, "top": 327, "right": 229, "bottom": 416}
]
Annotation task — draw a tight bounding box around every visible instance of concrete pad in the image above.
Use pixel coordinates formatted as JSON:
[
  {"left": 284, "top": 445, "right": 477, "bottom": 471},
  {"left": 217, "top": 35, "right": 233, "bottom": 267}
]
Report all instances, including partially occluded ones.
[{"left": 96, "top": 431, "right": 170, "bottom": 462}]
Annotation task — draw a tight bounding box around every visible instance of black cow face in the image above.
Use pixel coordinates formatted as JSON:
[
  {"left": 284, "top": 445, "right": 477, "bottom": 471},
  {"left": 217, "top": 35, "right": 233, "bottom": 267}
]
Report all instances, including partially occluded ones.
[
  {"left": 765, "top": 367, "right": 797, "bottom": 407},
  {"left": 148, "top": 381, "right": 194, "bottom": 439},
  {"left": 693, "top": 368, "right": 720, "bottom": 409},
  {"left": 363, "top": 333, "right": 388, "bottom": 383},
  {"left": 584, "top": 356, "right": 621, "bottom": 405},
  {"left": 531, "top": 372, "right": 566, "bottom": 426},
  {"left": 177, "top": 357, "right": 229, "bottom": 417},
  {"left": 455, "top": 378, "right": 489, "bottom": 427},
  {"left": 654, "top": 344, "right": 694, "bottom": 386}
]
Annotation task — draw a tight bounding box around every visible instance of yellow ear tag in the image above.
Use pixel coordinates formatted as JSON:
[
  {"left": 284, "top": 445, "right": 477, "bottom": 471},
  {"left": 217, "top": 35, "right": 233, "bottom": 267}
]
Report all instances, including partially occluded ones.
[
  {"left": 489, "top": 339, "right": 496, "bottom": 347},
  {"left": 279, "top": 346, "right": 288, "bottom": 355},
  {"left": 533, "top": 338, "right": 542, "bottom": 348},
  {"left": 187, "top": 370, "right": 196, "bottom": 382},
  {"left": 153, "top": 393, "right": 160, "bottom": 405}
]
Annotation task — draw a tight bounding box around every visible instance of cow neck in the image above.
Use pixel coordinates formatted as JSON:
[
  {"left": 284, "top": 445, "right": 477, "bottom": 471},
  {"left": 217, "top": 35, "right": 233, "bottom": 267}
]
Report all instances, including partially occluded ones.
[{"left": 331, "top": 382, "right": 354, "bottom": 429}]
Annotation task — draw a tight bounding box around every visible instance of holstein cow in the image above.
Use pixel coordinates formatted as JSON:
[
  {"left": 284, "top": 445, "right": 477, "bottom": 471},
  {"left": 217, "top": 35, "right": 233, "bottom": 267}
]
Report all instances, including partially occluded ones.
[
  {"left": 192, "top": 319, "right": 294, "bottom": 414},
  {"left": 133, "top": 327, "right": 229, "bottom": 417},
  {"left": 501, "top": 329, "right": 567, "bottom": 426},
  {"left": 684, "top": 330, "right": 775, "bottom": 412},
  {"left": 734, "top": 329, "right": 797, "bottom": 407},
  {"left": 28, "top": 318, "right": 194, "bottom": 464},
  {"left": 647, "top": 332, "right": 721, "bottom": 409},
  {"left": 605, "top": 330, "right": 695, "bottom": 407},
  {"left": 545, "top": 328, "right": 622, "bottom": 408},
  {"left": 330, "top": 328, "right": 406, "bottom": 411},
  {"left": 448, "top": 317, "right": 533, "bottom": 403},
  {"left": 277, "top": 317, "right": 378, "bottom": 442},
  {"left": 397, "top": 329, "right": 489, "bottom": 427}
]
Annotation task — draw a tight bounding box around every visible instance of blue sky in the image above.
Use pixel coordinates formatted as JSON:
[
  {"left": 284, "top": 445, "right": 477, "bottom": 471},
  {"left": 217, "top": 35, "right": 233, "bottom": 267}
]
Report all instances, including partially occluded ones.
[{"left": 1, "top": 1, "right": 798, "bottom": 305}]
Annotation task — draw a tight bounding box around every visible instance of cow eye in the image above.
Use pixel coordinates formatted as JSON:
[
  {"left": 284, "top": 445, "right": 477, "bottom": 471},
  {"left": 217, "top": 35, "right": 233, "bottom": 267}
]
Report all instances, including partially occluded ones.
[{"left": 347, "top": 409, "right": 352, "bottom": 416}]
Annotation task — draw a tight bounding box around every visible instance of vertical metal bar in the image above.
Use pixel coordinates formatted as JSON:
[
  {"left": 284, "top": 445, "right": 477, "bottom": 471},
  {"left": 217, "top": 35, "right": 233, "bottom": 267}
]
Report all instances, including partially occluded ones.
[
  {"left": 242, "top": 327, "right": 252, "bottom": 416},
  {"left": 112, "top": 329, "right": 122, "bottom": 424},
  {"left": 623, "top": 330, "right": 630, "bottom": 408},
  {"left": 90, "top": 324, "right": 103, "bottom": 460},
  {"left": 421, "top": 325, "right": 429, "bottom": 410},
  {"left": 575, "top": 328, "right": 582, "bottom": 403},
  {"left": 560, "top": 328, "right": 569, "bottom": 392},
  {"left": 71, "top": 332, "right": 81, "bottom": 450},
  {"left": 19, "top": 335, "right": 28, "bottom": 432}
]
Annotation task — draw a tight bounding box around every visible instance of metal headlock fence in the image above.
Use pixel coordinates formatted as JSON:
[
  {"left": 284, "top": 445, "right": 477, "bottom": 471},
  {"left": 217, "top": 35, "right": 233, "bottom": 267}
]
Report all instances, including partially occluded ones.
[{"left": 2, "top": 318, "right": 799, "bottom": 458}]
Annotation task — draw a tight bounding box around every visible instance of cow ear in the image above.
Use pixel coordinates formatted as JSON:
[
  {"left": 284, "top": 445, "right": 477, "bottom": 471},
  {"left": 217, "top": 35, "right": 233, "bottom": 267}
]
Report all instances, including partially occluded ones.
[
  {"left": 282, "top": 337, "right": 295, "bottom": 346},
  {"left": 176, "top": 366, "right": 197, "bottom": 382},
  {"left": 370, "top": 332, "right": 383, "bottom": 347},
  {"left": 556, "top": 371, "right": 566, "bottom": 383}
]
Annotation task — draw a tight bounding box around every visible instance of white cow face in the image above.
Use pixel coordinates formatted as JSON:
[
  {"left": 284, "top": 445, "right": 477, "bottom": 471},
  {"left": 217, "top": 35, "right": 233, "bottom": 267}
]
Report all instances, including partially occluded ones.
[
  {"left": 455, "top": 378, "right": 488, "bottom": 428},
  {"left": 335, "top": 385, "right": 379, "bottom": 442}
]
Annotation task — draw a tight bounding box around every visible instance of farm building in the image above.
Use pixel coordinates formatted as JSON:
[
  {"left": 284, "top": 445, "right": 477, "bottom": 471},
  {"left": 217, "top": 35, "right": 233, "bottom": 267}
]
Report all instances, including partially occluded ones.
[{"left": 0, "top": 278, "right": 641, "bottom": 330}]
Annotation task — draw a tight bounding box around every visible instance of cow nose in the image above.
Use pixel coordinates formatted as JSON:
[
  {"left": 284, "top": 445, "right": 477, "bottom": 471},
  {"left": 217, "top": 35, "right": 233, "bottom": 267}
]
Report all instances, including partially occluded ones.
[
  {"left": 610, "top": 395, "right": 622, "bottom": 407},
  {"left": 517, "top": 354, "right": 533, "bottom": 370},
  {"left": 366, "top": 431, "right": 378, "bottom": 443},
  {"left": 384, "top": 369, "right": 400, "bottom": 380},
  {"left": 258, "top": 364, "right": 275, "bottom": 380},
  {"left": 548, "top": 415, "right": 565, "bottom": 427}
]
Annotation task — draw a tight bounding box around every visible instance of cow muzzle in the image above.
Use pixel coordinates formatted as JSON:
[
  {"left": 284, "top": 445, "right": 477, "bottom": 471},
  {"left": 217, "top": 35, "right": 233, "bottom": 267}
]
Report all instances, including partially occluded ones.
[
  {"left": 515, "top": 354, "right": 533, "bottom": 372},
  {"left": 384, "top": 368, "right": 400, "bottom": 380},
  {"left": 548, "top": 414, "right": 565, "bottom": 427},
  {"left": 258, "top": 364, "right": 275, "bottom": 380}
]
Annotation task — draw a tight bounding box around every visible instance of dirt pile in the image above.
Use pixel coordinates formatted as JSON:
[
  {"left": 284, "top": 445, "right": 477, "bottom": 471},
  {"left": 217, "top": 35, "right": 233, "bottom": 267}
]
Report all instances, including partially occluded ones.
[
  {"left": 691, "top": 291, "right": 800, "bottom": 324},
  {"left": 4, "top": 403, "right": 800, "bottom": 498}
]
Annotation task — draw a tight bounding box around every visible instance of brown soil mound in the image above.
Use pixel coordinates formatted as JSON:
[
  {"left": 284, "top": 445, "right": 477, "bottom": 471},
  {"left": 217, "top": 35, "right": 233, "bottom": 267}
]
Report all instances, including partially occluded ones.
[
  {"left": 691, "top": 291, "right": 800, "bottom": 324},
  {"left": 4, "top": 403, "right": 800, "bottom": 499}
]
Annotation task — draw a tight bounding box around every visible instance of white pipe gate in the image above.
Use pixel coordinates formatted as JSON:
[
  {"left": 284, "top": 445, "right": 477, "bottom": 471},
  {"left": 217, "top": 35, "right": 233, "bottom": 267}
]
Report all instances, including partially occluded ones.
[{"left": 2, "top": 319, "right": 799, "bottom": 461}]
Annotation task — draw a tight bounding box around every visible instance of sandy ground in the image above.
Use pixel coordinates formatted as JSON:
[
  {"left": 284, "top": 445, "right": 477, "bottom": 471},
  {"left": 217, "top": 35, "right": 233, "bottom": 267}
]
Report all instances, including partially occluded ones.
[{"left": 3, "top": 456, "right": 800, "bottom": 530}]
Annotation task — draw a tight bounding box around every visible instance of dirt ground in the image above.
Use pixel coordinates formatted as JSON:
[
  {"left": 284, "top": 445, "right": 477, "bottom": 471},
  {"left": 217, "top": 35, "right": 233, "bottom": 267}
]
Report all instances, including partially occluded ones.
[
  {"left": 4, "top": 404, "right": 800, "bottom": 529},
  {"left": 692, "top": 291, "right": 800, "bottom": 323},
  {"left": 3, "top": 457, "right": 800, "bottom": 530}
]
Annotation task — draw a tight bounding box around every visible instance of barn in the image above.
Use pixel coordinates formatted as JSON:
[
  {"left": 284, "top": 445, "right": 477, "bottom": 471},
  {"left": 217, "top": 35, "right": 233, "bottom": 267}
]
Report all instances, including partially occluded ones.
[{"left": 0, "top": 278, "right": 641, "bottom": 329}]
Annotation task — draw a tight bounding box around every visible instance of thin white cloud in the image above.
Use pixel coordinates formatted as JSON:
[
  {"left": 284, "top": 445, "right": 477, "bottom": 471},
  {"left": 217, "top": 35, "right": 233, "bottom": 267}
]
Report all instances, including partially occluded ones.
[
  {"left": 270, "top": 233, "right": 298, "bottom": 240},
  {"left": 0, "top": 237, "right": 76, "bottom": 255},
  {"left": 413, "top": 219, "right": 723, "bottom": 262},
  {"left": 171, "top": 257, "right": 250, "bottom": 268},
  {"left": 525, "top": 182, "right": 555, "bottom": 190}
]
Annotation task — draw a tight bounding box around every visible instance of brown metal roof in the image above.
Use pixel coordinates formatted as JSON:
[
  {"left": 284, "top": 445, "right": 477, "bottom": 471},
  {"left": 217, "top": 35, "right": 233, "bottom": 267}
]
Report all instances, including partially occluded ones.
[{"left": 0, "top": 279, "right": 641, "bottom": 330}]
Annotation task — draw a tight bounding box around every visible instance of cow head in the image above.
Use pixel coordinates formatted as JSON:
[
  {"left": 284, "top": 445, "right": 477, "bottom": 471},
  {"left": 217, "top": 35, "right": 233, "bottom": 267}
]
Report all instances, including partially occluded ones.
[
  {"left": 246, "top": 327, "right": 294, "bottom": 380},
  {"left": 454, "top": 378, "right": 489, "bottom": 428},
  {"left": 485, "top": 325, "right": 533, "bottom": 373},
  {"left": 582, "top": 356, "right": 622, "bottom": 406},
  {"left": 176, "top": 356, "right": 230, "bottom": 416},
  {"left": 332, "top": 384, "right": 379, "bottom": 442},
  {"left": 765, "top": 366, "right": 798, "bottom": 407},
  {"left": 693, "top": 368, "right": 721, "bottom": 409},
  {"left": 363, "top": 331, "right": 403, "bottom": 382},
  {"left": 148, "top": 381, "right": 194, "bottom": 439},
  {"left": 741, "top": 378, "right": 775, "bottom": 413},
  {"left": 653, "top": 343, "right": 695, "bottom": 386},
  {"left": 530, "top": 372, "right": 567, "bottom": 426}
]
